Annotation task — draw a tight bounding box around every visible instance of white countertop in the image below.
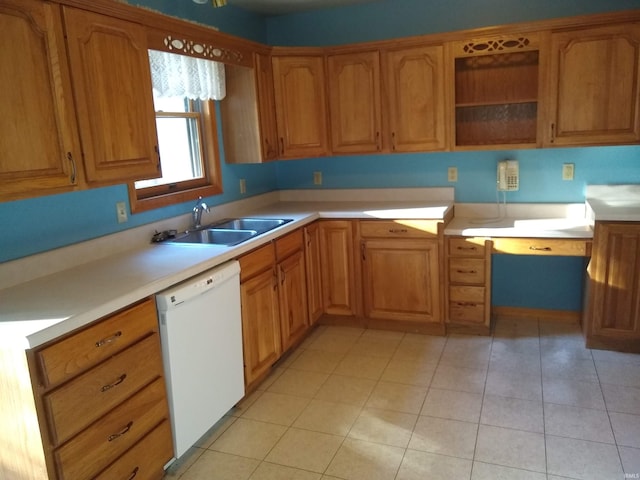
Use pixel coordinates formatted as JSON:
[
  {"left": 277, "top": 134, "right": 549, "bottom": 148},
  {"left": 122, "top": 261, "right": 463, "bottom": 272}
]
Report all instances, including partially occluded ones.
[
  {"left": 0, "top": 195, "right": 454, "bottom": 349},
  {"left": 586, "top": 184, "right": 640, "bottom": 222}
]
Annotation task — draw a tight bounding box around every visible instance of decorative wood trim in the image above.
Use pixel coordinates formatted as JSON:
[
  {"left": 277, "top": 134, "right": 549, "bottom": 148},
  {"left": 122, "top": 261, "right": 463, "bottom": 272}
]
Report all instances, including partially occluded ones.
[{"left": 493, "top": 306, "right": 580, "bottom": 323}]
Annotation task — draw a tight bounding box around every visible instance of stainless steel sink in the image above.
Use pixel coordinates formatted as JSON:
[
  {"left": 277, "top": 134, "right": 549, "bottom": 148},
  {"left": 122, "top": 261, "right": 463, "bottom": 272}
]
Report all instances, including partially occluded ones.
[
  {"left": 211, "top": 218, "right": 292, "bottom": 234},
  {"left": 170, "top": 228, "right": 257, "bottom": 246}
]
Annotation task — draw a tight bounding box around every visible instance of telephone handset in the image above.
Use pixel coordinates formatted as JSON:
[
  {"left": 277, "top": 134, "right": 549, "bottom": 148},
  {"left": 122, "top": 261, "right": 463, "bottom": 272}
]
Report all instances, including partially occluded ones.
[{"left": 497, "top": 160, "right": 519, "bottom": 191}]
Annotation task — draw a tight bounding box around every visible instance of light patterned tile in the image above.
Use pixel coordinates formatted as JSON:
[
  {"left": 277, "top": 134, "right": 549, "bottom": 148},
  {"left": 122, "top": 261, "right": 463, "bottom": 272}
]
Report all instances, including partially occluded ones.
[
  {"left": 249, "top": 462, "right": 322, "bottom": 480},
  {"left": 543, "top": 378, "right": 605, "bottom": 410},
  {"left": 595, "top": 360, "right": 640, "bottom": 388},
  {"left": 211, "top": 418, "right": 287, "bottom": 460},
  {"left": 334, "top": 353, "right": 389, "bottom": 380},
  {"left": 421, "top": 388, "right": 483, "bottom": 423},
  {"left": 480, "top": 394, "right": 543, "bottom": 433},
  {"left": 602, "top": 384, "right": 640, "bottom": 415},
  {"left": 396, "top": 449, "right": 472, "bottom": 480},
  {"left": 288, "top": 349, "right": 346, "bottom": 374},
  {"left": 619, "top": 446, "right": 640, "bottom": 478},
  {"left": 307, "top": 333, "right": 360, "bottom": 354},
  {"left": 241, "top": 391, "right": 310, "bottom": 426},
  {"left": 348, "top": 408, "right": 417, "bottom": 448},
  {"left": 471, "top": 461, "right": 546, "bottom": 480},
  {"left": 544, "top": 403, "right": 615, "bottom": 443},
  {"left": 485, "top": 369, "right": 542, "bottom": 401},
  {"left": 350, "top": 337, "right": 401, "bottom": 359},
  {"left": 380, "top": 358, "right": 436, "bottom": 387},
  {"left": 541, "top": 356, "right": 598, "bottom": 384},
  {"left": 475, "top": 424, "right": 545, "bottom": 473},
  {"left": 180, "top": 451, "right": 259, "bottom": 480},
  {"left": 325, "top": 438, "right": 405, "bottom": 480},
  {"left": 430, "top": 364, "right": 487, "bottom": 394},
  {"left": 546, "top": 435, "right": 623, "bottom": 480},
  {"left": 266, "top": 368, "right": 329, "bottom": 397},
  {"left": 293, "top": 398, "right": 360, "bottom": 436},
  {"left": 314, "top": 374, "right": 377, "bottom": 407},
  {"left": 409, "top": 416, "right": 478, "bottom": 459},
  {"left": 265, "top": 428, "right": 343, "bottom": 473},
  {"left": 365, "top": 381, "right": 427, "bottom": 414},
  {"left": 610, "top": 412, "right": 640, "bottom": 448}
]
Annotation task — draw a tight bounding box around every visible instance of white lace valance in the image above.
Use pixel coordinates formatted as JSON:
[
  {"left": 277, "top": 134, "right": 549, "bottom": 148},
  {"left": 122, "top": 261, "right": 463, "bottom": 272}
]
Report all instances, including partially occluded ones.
[{"left": 148, "top": 49, "right": 226, "bottom": 101}]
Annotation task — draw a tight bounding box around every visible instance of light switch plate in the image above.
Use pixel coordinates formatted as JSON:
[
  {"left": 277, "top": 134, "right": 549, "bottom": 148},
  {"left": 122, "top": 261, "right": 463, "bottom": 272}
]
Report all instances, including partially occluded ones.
[
  {"left": 116, "top": 201, "right": 128, "bottom": 223},
  {"left": 562, "top": 163, "right": 575, "bottom": 181},
  {"left": 313, "top": 171, "right": 322, "bottom": 185},
  {"left": 448, "top": 167, "right": 458, "bottom": 182}
]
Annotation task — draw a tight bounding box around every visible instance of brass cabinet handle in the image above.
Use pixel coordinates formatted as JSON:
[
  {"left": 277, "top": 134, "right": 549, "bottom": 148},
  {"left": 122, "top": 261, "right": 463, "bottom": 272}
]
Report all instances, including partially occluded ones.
[
  {"left": 550, "top": 123, "right": 555, "bottom": 143},
  {"left": 279, "top": 137, "right": 284, "bottom": 155},
  {"left": 457, "top": 246, "right": 477, "bottom": 251},
  {"left": 391, "top": 132, "right": 396, "bottom": 151},
  {"left": 101, "top": 373, "right": 127, "bottom": 392},
  {"left": 376, "top": 131, "right": 381, "bottom": 151},
  {"left": 67, "top": 152, "right": 76, "bottom": 184},
  {"left": 529, "top": 246, "right": 552, "bottom": 251},
  {"left": 388, "top": 228, "right": 408, "bottom": 234},
  {"left": 127, "top": 467, "right": 139, "bottom": 480},
  {"left": 95, "top": 331, "right": 122, "bottom": 348},
  {"left": 456, "top": 302, "right": 477, "bottom": 307},
  {"left": 456, "top": 269, "right": 478, "bottom": 274},
  {"left": 108, "top": 421, "right": 133, "bottom": 442}
]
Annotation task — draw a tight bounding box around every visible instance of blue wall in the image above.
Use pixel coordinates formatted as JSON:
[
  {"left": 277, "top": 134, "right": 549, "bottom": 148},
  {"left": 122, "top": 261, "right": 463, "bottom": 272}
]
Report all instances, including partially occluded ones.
[{"left": 4, "top": 0, "right": 640, "bottom": 312}]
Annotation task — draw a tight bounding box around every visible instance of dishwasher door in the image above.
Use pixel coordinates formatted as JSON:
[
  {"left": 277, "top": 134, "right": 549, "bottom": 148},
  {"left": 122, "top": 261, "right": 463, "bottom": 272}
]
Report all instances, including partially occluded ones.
[{"left": 156, "top": 260, "right": 244, "bottom": 459}]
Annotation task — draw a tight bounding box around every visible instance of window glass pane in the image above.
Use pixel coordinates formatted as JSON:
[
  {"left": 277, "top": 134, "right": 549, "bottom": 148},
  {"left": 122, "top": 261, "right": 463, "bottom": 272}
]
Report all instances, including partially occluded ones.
[
  {"left": 152, "top": 93, "right": 187, "bottom": 113},
  {"left": 135, "top": 112, "right": 204, "bottom": 189}
]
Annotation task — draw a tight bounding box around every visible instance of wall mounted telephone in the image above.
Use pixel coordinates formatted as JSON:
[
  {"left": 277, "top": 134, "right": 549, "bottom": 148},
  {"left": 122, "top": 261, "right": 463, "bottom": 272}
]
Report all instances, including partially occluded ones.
[{"left": 497, "top": 160, "right": 519, "bottom": 191}]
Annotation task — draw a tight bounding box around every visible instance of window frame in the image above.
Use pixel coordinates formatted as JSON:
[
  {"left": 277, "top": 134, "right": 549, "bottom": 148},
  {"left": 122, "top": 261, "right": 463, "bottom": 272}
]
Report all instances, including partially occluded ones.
[{"left": 128, "top": 98, "right": 223, "bottom": 213}]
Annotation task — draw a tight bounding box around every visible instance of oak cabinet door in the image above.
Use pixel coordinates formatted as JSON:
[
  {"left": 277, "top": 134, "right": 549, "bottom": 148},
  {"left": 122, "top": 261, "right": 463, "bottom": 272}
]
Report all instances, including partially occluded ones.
[
  {"left": 272, "top": 55, "right": 328, "bottom": 158},
  {"left": 305, "top": 222, "right": 324, "bottom": 324},
  {"left": 240, "top": 268, "right": 282, "bottom": 386},
  {"left": 586, "top": 222, "right": 640, "bottom": 350},
  {"left": 362, "top": 239, "right": 441, "bottom": 323},
  {"left": 546, "top": 24, "right": 640, "bottom": 146},
  {"left": 327, "top": 51, "right": 382, "bottom": 153},
  {"left": 0, "top": 0, "right": 81, "bottom": 201},
  {"left": 63, "top": 7, "right": 160, "bottom": 184},
  {"left": 255, "top": 53, "right": 279, "bottom": 161},
  {"left": 278, "top": 250, "right": 309, "bottom": 351},
  {"left": 319, "top": 221, "right": 357, "bottom": 316},
  {"left": 384, "top": 45, "right": 447, "bottom": 152}
]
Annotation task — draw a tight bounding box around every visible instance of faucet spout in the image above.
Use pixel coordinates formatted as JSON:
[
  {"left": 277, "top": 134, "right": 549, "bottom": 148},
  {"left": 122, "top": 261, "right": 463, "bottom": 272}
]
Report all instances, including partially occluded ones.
[{"left": 192, "top": 196, "right": 210, "bottom": 229}]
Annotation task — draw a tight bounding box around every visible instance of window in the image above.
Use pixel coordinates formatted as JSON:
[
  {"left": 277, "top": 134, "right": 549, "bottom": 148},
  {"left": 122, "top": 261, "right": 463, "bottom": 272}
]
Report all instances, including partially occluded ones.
[{"left": 128, "top": 50, "right": 225, "bottom": 213}]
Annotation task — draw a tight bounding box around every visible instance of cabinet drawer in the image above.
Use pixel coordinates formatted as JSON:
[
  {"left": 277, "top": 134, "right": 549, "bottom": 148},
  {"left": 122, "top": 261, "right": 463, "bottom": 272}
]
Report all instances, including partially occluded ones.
[
  {"left": 93, "top": 420, "right": 173, "bottom": 480},
  {"left": 450, "top": 285, "right": 485, "bottom": 303},
  {"left": 491, "top": 237, "right": 591, "bottom": 256},
  {"left": 275, "top": 228, "right": 303, "bottom": 260},
  {"left": 238, "top": 243, "right": 276, "bottom": 282},
  {"left": 449, "top": 301, "right": 485, "bottom": 323},
  {"left": 54, "top": 378, "right": 169, "bottom": 480},
  {"left": 44, "top": 334, "right": 163, "bottom": 445},
  {"left": 36, "top": 298, "right": 157, "bottom": 388},
  {"left": 448, "top": 237, "right": 486, "bottom": 257},
  {"left": 449, "top": 258, "right": 485, "bottom": 284},
  {"left": 360, "top": 220, "right": 439, "bottom": 238}
]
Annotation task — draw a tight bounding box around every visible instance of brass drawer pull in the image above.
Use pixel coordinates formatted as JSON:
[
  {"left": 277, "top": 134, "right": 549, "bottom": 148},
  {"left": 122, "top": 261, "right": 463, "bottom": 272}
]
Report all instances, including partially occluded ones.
[
  {"left": 456, "top": 302, "right": 477, "bottom": 307},
  {"left": 388, "top": 228, "right": 408, "bottom": 234},
  {"left": 456, "top": 269, "right": 478, "bottom": 274},
  {"left": 95, "top": 331, "right": 122, "bottom": 347},
  {"left": 456, "top": 246, "right": 477, "bottom": 251},
  {"left": 128, "top": 467, "right": 139, "bottom": 480},
  {"left": 529, "top": 246, "right": 552, "bottom": 251},
  {"left": 101, "top": 373, "right": 127, "bottom": 392},
  {"left": 108, "top": 421, "right": 134, "bottom": 442}
]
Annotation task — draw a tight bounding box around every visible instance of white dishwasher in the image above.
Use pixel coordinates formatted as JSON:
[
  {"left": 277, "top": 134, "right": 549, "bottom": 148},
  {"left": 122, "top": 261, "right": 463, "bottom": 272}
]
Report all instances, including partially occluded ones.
[{"left": 156, "top": 260, "right": 244, "bottom": 459}]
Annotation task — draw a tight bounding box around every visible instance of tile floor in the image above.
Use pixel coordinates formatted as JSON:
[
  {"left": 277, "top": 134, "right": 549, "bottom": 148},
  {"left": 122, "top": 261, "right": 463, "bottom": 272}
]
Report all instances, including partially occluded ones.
[{"left": 164, "top": 318, "right": 640, "bottom": 480}]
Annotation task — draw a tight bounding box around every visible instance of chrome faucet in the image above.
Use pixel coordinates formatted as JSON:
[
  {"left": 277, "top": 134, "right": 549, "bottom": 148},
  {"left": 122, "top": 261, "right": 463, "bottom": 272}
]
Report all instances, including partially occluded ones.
[{"left": 191, "top": 196, "right": 210, "bottom": 229}]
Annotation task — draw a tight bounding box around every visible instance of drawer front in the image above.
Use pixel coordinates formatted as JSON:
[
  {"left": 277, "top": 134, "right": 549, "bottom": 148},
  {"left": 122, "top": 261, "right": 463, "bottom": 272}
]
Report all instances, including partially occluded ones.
[
  {"left": 449, "top": 301, "right": 485, "bottom": 323},
  {"left": 449, "top": 258, "right": 485, "bottom": 284},
  {"left": 360, "top": 220, "right": 439, "bottom": 238},
  {"left": 238, "top": 243, "right": 275, "bottom": 282},
  {"left": 275, "top": 228, "right": 303, "bottom": 260},
  {"left": 37, "top": 298, "right": 157, "bottom": 388},
  {"left": 93, "top": 420, "right": 173, "bottom": 480},
  {"left": 491, "top": 237, "right": 590, "bottom": 256},
  {"left": 449, "top": 285, "right": 485, "bottom": 303},
  {"left": 44, "top": 334, "right": 164, "bottom": 445},
  {"left": 448, "top": 237, "right": 486, "bottom": 257},
  {"left": 55, "top": 378, "right": 169, "bottom": 480}
]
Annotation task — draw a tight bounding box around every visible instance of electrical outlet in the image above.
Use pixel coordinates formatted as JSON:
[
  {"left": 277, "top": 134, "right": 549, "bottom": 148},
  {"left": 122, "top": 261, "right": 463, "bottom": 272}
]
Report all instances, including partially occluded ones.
[
  {"left": 116, "top": 201, "right": 128, "bottom": 223},
  {"left": 239, "top": 178, "right": 246, "bottom": 194},
  {"left": 448, "top": 167, "right": 458, "bottom": 182},
  {"left": 313, "top": 171, "right": 322, "bottom": 185},
  {"left": 562, "top": 163, "right": 575, "bottom": 181}
]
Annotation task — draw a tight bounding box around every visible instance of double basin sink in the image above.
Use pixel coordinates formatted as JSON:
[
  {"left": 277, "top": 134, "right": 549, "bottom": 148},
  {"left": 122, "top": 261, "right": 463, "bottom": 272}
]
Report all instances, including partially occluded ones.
[{"left": 170, "top": 218, "right": 293, "bottom": 246}]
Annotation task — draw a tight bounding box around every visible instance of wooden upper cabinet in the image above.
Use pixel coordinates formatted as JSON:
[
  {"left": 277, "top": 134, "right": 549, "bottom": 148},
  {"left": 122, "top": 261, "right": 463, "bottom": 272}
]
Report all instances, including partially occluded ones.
[
  {"left": 63, "top": 7, "right": 160, "bottom": 184},
  {"left": 384, "top": 45, "right": 447, "bottom": 152},
  {"left": 546, "top": 23, "right": 640, "bottom": 146},
  {"left": 255, "top": 53, "right": 279, "bottom": 161},
  {"left": 271, "top": 55, "right": 328, "bottom": 158},
  {"left": 0, "top": 0, "right": 82, "bottom": 201},
  {"left": 327, "top": 51, "right": 382, "bottom": 154}
]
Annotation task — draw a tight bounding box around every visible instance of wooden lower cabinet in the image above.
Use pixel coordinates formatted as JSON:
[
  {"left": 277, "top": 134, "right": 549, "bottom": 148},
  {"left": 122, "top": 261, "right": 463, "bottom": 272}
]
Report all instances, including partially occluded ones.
[
  {"left": 319, "top": 220, "right": 358, "bottom": 316},
  {"left": 361, "top": 238, "right": 441, "bottom": 326},
  {"left": 0, "top": 298, "right": 173, "bottom": 480},
  {"left": 584, "top": 221, "right": 640, "bottom": 352},
  {"left": 239, "top": 245, "right": 282, "bottom": 387},
  {"left": 305, "top": 222, "right": 324, "bottom": 324}
]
